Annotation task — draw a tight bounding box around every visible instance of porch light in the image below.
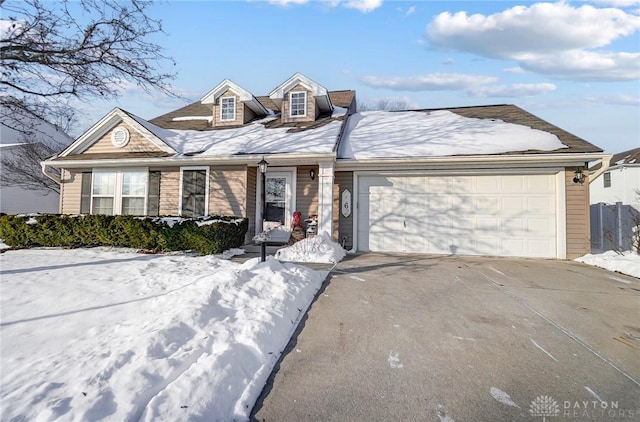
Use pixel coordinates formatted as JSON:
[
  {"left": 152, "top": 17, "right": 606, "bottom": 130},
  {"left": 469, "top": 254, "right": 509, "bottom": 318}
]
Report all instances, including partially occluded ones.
[
  {"left": 258, "top": 157, "right": 269, "bottom": 175},
  {"left": 573, "top": 168, "right": 585, "bottom": 184},
  {"left": 309, "top": 168, "right": 316, "bottom": 181},
  {"left": 259, "top": 157, "right": 269, "bottom": 262}
]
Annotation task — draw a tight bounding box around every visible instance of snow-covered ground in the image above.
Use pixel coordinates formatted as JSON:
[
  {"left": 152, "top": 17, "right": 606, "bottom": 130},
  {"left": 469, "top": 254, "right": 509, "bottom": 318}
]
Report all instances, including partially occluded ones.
[
  {"left": 575, "top": 250, "right": 640, "bottom": 278},
  {"left": 0, "top": 247, "right": 333, "bottom": 421}
]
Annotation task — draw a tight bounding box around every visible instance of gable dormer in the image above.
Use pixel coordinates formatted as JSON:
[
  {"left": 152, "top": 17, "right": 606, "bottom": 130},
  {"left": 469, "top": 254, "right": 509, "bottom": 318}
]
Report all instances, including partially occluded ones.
[
  {"left": 200, "top": 79, "right": 268, "bottom": 128},
  {"left": 269, "top": 73, "right": 334, "bottom": 124}
]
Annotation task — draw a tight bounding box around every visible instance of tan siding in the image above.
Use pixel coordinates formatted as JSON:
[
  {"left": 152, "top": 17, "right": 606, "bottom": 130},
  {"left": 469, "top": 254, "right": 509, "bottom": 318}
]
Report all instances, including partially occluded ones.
[
  {"left": 83, "top": 123, "right": 164, "bottom": 155},
  {"left": 246, "top": 167, "right": 257, "bottom": 242},
  {"left": 212, "top": 89, "right": 242, "bottom": 128},
  {"left": 243, "top": 104, "right": 256, "bottom": 124},
  {"left": 565, "top": 168, "right": 590, "bottom": 258},
  {"left": 209, "top": 166, "right": 247, "bottom": 216},
  {"left": 60, "top": 168, "right": 86, "bottom": 214},
  {"left": 295, "top": 166, "right": 319, "bottom": 221},
  {"left": 159, "top": 167, "right": 180, "bottom": 215},
  {"left": 281, "top": 84, "right": 316, "bottom": 124},
  {"left": 334, "top": 171, "right": 353, "bottom": 249}
]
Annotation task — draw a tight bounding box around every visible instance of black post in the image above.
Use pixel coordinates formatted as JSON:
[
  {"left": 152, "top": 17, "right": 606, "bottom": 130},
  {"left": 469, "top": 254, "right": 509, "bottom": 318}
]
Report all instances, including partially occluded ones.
[{"left": 261, "top": 169, "right": 266, "bottom": 262}]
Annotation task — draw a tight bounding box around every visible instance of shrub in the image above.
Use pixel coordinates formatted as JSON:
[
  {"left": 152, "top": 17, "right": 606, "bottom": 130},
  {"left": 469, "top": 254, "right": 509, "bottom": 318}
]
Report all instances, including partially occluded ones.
[{"left": 0, "top": 214, "right": 248, "bottom": 255}]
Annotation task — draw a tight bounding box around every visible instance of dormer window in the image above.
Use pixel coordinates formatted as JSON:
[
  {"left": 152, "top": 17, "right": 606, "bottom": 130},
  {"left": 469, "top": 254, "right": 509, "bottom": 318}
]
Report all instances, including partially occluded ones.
[
  {"left": 220, "top": 97, "right": 236, "bottom": 121},
  {"left": 290, "top": 91, "right": 306, "bottom": 117}
]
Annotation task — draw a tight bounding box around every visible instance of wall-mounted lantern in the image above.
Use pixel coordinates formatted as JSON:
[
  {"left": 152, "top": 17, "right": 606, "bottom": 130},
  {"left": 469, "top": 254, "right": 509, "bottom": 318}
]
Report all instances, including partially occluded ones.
[{"left": 573, "top": 168, "right": 585, "bottom": 184}]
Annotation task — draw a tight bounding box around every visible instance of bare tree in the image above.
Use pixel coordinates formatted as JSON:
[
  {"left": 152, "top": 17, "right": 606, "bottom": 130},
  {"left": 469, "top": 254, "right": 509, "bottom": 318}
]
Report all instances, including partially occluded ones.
[
  {"left": 0, "top": 0, "right": 177, "bottom": 193},
  {"left": 357, "top": 98, "right": 412, "bottom": 111}
]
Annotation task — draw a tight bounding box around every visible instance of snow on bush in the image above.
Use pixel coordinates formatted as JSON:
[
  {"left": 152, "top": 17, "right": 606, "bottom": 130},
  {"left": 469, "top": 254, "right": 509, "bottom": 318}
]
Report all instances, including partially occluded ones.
[
  {"left": 274, "top": 231, "right": 346, "bottom": 264},
  {"left": 0, "top": 248, "right": 327, "bottom": 421},
  {"left": 575, "top": 250, "right": 640, "bottom": 279}
]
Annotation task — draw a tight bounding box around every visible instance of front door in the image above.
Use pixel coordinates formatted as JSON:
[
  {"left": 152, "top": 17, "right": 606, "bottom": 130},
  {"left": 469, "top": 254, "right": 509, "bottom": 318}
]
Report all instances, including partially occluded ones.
[{"left": 260, "top": 170, "right": 295, "bottom": 243}]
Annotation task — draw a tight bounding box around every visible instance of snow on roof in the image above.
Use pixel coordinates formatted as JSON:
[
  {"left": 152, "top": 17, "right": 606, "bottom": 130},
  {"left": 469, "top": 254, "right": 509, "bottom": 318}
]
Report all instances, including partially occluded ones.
[
  {"left": 128, "top": 112, "right": 343, "bottom": 156},
  {"left": 338, "top": 110, "right": 567, "bottom": 159}
]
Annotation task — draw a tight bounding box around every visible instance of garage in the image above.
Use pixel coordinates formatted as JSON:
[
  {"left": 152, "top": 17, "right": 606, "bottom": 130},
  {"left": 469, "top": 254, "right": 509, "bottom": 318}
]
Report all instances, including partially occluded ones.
[{"left": 356, "top": 172, "right": 560, "bottom": 258}]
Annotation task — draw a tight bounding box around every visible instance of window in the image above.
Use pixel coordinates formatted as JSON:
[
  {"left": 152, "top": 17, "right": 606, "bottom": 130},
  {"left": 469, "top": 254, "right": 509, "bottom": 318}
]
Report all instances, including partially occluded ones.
[
  {"left": 92, "top": 171, "right": 117, "bottom": 215},
  {"left": 604, "top": 172, "right": 611, "bottom": 188},
  {"left": 180, "top": 168, "right": 208, "bottom": 217},
  {"left": 290, "top": 91, "right": 306, "bottom": 117},
  {"left": 121, "top": 171, "right": 147, "bottom": 215},
  {"left": 220, "top": 96, "right": 235, "bottom": 121},
  {"left": 90, "top": 169, "right": 149, "bottom": 215}
]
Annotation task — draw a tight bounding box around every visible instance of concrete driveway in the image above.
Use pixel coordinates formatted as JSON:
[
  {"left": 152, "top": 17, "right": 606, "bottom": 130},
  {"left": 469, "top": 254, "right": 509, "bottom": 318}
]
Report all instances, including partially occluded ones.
[{"left": 252, "top": 254, "right": 640, "bottom": 421}]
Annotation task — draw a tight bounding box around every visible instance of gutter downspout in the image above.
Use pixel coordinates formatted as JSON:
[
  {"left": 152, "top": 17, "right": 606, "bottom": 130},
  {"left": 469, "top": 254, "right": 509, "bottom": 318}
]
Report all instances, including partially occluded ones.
[
  {"left": 588, "top": 154, "right": 613, "bottom": 184},
  {"left": 41, "top": 161, "right": 61, "bottom": 185}
]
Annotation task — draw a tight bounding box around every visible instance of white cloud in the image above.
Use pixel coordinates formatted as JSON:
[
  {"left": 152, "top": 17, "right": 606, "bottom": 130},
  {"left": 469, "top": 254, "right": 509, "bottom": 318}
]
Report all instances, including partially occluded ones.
[
  {"left": 426, "top": 2, "right": 640, "bottom": 81},
  {"left": 468, "top": 83, "right": 556, "bottom": 98},
  {"left": 405, "top": 6, "right": 416, "bottom": 17},
  {"left": 362, "top": 73, "right": 497, "bottom": 91},
  {"left": 442, "top": 58, "right": 455, "bottom": 65},
  {"left": 503, "top": 67, "right": 526, "bottom": 74},
  {"left": 516, "top": 50, "right": 640, "bottom": 81},
  {"left": 342, "top": 0, "right": 383, "bottom": 13}
]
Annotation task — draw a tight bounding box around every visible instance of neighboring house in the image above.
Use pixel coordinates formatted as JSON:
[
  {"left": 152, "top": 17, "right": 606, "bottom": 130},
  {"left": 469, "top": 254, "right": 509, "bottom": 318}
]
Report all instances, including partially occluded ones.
[
  {"left": 588, "top": 147, "right": 640, "bottom": 252},
  {"left": 590, "top": 147, "right": 640, "bottom": 210},
  {"left": 41, "top": 73, "right": 607, "bottom": 259},
  {"left": 0, "top": 106, "right": 73, "bottom": 214}
]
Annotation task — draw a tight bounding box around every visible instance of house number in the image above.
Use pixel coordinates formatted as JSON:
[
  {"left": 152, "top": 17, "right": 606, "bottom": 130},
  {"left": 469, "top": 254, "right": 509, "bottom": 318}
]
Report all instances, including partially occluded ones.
[{"left": 341, "top": 189, "right": 351, "bottom": 218}]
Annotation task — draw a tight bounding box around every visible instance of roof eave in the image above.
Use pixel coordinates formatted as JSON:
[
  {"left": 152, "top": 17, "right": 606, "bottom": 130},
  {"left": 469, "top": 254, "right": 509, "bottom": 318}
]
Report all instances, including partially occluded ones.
[
  {"left": 335, "top": 152, "right": 609, "bottom": 171},
  {"left": 42, "top": 152, "right": 338, "bottom": 169}
]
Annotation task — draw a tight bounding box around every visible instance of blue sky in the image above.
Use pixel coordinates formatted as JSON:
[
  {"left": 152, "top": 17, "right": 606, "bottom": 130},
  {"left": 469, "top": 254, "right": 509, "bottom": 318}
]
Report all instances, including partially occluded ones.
[{"left": 84, "top": 0, "right": 639, "bottom": 154}]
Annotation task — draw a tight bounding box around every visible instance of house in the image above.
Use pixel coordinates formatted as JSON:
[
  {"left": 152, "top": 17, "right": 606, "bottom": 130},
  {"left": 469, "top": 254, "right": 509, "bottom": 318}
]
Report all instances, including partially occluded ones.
[
  {"left": 1, "top": 104, "right": 73, "bottom": 214},
  {"left": 589, "top": 147, "right": 640, "bottom": 210},
  {"left": 588, "top": 147, "right": 640, "bottom": 252},
  {"left": 41, "top": 73, "right": 608, "bottom": 259}
]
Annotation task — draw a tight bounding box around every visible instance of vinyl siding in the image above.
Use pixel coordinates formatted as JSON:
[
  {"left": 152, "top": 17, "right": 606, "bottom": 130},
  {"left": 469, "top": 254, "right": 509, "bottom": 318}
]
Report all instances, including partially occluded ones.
[
  {"left": 243, "top": 104, "right": 257, "bottom": 124},
  {"left": 209, "top": 166, "right": 247, "bottom": 216},
  {"left": 82, "top": 123, "right": 164, "bottom": 154},
  {"left": 212, "top": 89, "right": 242, "bottom": 128},
  {"left": 281, "top": 84, "right": 316, "bottom": 124},
  {"left": 334, "top": 171, "right": 353, "bottom": 249},
  {"left": 159, "top": 167, "right": 180, "bottom": 215},
  {"left": 60, "top": 168, "right": 87, "bottom": 214},
  {"left": 565, "top": 168, "right": 590, "bottom": 258},
  {"left": 295, "top": 166, "right": 319, "bottom": 220}
]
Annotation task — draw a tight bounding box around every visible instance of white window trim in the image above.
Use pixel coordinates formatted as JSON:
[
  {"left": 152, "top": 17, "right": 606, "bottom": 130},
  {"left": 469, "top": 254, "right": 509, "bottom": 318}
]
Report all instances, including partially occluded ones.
[
  {"left": 220, "top": 96, "right": 236, "bottom": 121},
  {"left": 603, "top": 172, "right": 611, "bottom": 188},
  {"left": 289, "top": 91, "right": 307, "bottom": 117},
  {"left": 90, "top": 168, "right": 149, "bottom": 215},
  {"left": 179, "top": 166, "right": 210, "bottom": 217}
]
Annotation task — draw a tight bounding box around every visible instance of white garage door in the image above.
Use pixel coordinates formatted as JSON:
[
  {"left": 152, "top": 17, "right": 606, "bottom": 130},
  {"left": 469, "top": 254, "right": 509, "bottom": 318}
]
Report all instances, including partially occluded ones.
[{"left": 357, "top": 173, "right": 558, "bottom": 258}]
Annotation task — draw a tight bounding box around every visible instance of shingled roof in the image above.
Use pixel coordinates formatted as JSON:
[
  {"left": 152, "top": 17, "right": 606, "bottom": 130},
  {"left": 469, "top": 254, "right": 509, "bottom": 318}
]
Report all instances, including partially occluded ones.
[
  {"left": 590, "top": 147, "right": 640, "bottom": 171},
  {"left": 420, "top": 104, "right": 602, "bottom": 154},
  {"left": 149, "top": 90, "right": 356, "bottom": 131}
]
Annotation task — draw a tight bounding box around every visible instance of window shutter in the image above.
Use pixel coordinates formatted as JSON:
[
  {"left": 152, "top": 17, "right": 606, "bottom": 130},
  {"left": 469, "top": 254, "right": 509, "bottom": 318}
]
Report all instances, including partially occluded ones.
[
  {"left": 80, "top": 172, "right": 92, "bottom": 214},
  {"left": 147, "top": 171, "right": 161, "bottom": 216}
]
